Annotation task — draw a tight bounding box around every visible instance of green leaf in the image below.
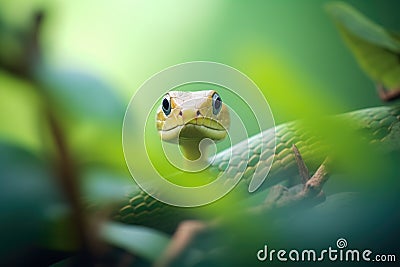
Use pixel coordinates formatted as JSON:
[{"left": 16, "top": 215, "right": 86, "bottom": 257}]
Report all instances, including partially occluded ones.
[
  {"left": 49, "top": 257, "right": 76, "bottom": 267},
  {"left": 33, "top": 64, "right": 127, "bottom": 167},
  {"left": 326, "top": 2, "right": 400, "bottom": 89},
  {"left": 0, "top": 142, "right": 75, "bottom": 260},
  {"left": 0, "top": 71, "right": 42, "bottom": 152},
  {"left": 100, "top": 221, "right": 170, "bottom": 262},
  {"left": 69, "top": 122, "right": 125, "bottom": 168},
  {"left": 326, "top": 2, "right": 400, "bottom": 52},
  {"left": 81, "top": 168, "right": 139, "bottom": 206},
  {"left": 35, "top": 64, "right": 126, "bottom": 126}
]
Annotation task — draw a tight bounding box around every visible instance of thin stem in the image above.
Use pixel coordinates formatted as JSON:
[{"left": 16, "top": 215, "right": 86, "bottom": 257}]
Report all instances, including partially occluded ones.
[
  {"left": 376, "top": 84, "right": 400, "bottom": 102},
  {"left": 11, "top": 10, "right": 96, "bottom": 265},
  {"left": 46, "top": 108, "right": 93, "bottom": 264},
  {"left": 292, "top": 144, "right": 310, "bottom": 183}
]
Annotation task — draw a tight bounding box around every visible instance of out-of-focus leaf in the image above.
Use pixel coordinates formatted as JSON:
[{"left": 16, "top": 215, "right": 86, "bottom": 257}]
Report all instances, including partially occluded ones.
[
  {"left": 81, "top": 169, "right": 138, "bottom": 206},
  {"left": 0, "top": 22, "right": 25, "bottom": 72},
  {"left": 0, "top": 71, "right": 42, "bottom": 152},
  {"left": 0, "top": 142, "right": 72, "bottom": 261},
  {"left": 35, "top": 64, "right": 126, "bottom": 125},
  {"left": 69, "top": 123, "right": 125, "bottom": 168},
  {"left": 33, "top": 64, "right": 127, "bottom": 168},
  {"left": 40, "top": 204, "right": 78, "bottom": 251},
  {"left": 326, "top": 2, "right": 400, "bottom": 52},
  {"left": 326, "top": 2, "right": 400, "bottom": 89},
  {"left": 100, "top": 221, "right": 170, "bottom": 262},
  {"left": 49, "top": 257, "right": 76, "bottom": 267}
]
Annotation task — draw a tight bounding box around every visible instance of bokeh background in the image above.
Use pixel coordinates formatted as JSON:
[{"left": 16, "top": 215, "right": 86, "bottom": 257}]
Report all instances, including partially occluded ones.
[{"left": 0, "top": 0, "right": 399, "bottom": 266}]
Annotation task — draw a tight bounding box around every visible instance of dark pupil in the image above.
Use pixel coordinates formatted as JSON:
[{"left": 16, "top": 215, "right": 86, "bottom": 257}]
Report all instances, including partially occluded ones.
[
  {"left": 162, "top": 98, "right": 169, "bottom": 111},
  {"left": 215, "top": 97, "right": 221, "bottom": 110}
]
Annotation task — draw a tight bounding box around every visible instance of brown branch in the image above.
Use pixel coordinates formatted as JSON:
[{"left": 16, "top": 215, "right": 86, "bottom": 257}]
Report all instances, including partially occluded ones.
[
  {"left": 292, "top": 144, "right": 310, "bottom": 183},
  {"left": 46, "top": 109, "right": 95, "bottom": 264},
  {"left": 251, "top": 152, "right": 330, "bottom": 213},
  {"left": 154, "top": 220, "right": 208, "bottom": 267},
  {"left": 154, "top": 147, "right": 331, "bottom": 267},
  {"left": 376, "top": 84, "right": 400, "bottom": 102},
  {"left": 25, "top": 11, "right": 43, "bottom": 74},
  {"left": 4, "top": 10, "right": 99, "bottom": 265},
  {"left": 35, "top": 12, "right": 97, "bottom": 265},
  {"left": 296, "top": 158, "right": 329, "bottom": 199},
  {"left": 0, "top": 10, "right": 43, "bottom": 78}
]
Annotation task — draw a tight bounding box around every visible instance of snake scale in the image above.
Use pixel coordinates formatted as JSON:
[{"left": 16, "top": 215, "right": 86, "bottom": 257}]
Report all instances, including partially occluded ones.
[{"left": 116, "top": 91, "right": 400, "bottom": 232}]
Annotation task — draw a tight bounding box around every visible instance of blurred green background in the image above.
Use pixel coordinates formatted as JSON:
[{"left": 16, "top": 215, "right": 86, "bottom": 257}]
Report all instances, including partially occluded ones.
[
  {"left": 0, "top": 0, "right": 399, "bottom": 266},
  {"left": 2, "top": 0, "right": 400, "bottom": 152}
]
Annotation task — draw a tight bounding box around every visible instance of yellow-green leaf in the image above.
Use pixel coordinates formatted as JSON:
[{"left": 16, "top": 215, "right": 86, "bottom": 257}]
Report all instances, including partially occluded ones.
[{"left": 326, "top": 2, "right": 400, "bottom": 89}]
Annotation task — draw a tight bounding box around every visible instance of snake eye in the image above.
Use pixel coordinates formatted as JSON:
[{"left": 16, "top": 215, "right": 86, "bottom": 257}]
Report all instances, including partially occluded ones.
[
  {"left": 162, "top": 95, "right": 171, "bottom": 116},
  {"left": 212, "top": 92, "right": 222, "bottom": 115}
]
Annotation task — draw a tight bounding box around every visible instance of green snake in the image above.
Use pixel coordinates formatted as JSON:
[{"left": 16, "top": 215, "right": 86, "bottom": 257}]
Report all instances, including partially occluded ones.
[{"left": 116, "top": 90, "right": 400, "bottom": 231}]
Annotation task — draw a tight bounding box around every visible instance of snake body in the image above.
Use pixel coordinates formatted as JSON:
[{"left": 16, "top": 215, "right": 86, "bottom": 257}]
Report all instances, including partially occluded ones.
[{"left": 117, "top": 91, "right": 400, "bottom": 231}]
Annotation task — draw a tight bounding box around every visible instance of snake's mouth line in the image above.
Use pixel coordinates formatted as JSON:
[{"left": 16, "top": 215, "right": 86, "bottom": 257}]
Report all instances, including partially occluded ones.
[
  {"left": 161, "top": 123, "right": 226, "bottom": 133},
  {"left": 159, "top": 120, "right": 227, "bottom": 141}
]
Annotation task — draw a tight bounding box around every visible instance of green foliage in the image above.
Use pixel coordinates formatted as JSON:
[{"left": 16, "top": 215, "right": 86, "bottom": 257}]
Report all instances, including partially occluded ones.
[
  {"left": 36, "top": 65, "right": 127, "bottom": 168},
  {"left": 0, "top": 1, "right": 399, "bottom": 265},
  {"left": 100, "top": 222, "right": 170, "bottom": 262},
  {"left": 36, "top": 65, "right": 126, "bottom": 126},
  {"left": 0, "top": 143, "right": 76, "bottom": 261},
  {"left": 0, "top": 71, "right": 42, "bottom": 151},
  {"left": 0, "top": 5, "right": 130, "bottom": 263},
  {"left": 81, "top": 168, "right": 139, "bottom": 206},
  {"left": 326, "top": 2, "right": 400, "bottom": 89}
]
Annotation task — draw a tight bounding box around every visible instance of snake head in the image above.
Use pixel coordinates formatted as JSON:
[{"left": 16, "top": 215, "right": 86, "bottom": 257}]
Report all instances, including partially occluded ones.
[{"left": 156, "top": 90, "right": 230, "bottom": 143}]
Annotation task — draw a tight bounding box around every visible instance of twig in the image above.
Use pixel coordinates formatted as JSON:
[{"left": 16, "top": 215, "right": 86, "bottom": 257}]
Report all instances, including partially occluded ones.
[
  {"left": 251, "top": 148, "right": 330, "bottom": 212},
  {"left": 292, "top": 144, "right": 310, "bottom": 183},
  {"left": 376, "top": 84, "right": 400, "bottom": 102},
  {"left": 154, "top": 146, "right": 331, "bottom": 267},
  {"left": 0, "top": 10, "right": 43, "bottom": 78},
  {"left": 46, "top": 109, "right": 94, "bottom": 264},
  {"left": 297, "top": 158, "right": 329, "bottom": 199},
  {"left": 25, "top": 11, "right": 42, "bottom": 75},
  {"left": 34, "top": 15, "right": 96, "bottom": 265},
  {"left": 154, "top": 221, "right": 207, "bottom": 267},
  {"left": 3, "top": 10, "right": 98, "bottom": 265}
]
